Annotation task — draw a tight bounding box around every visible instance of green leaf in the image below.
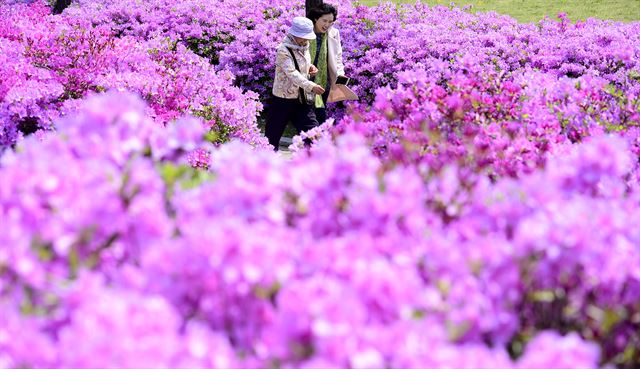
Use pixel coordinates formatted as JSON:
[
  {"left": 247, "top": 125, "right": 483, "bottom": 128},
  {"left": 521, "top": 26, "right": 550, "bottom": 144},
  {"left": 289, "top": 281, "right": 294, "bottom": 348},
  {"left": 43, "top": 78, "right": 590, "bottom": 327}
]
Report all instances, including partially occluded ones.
[
  {"left": 412, "top": 309, "right": 426, "bottom": 319},
  {"left": 437, "top": 279, "right": 451, "bottom": 296},
  {"left": 446, "top": 320, "right": 471, "bottom": 341},
  {"left": 254, "top": 281, "right": 282, "bottom": 301},
  {"left": 159, "top": 162, "right": 190, "bottom": 186},
  {"left": 181, "top": 169, "right": 215, "bottom": 190},
  {"left": 530, "top": 289, "right": 555, "bottom": 302},
  {"left": 69, "top": 246, "right": 79, "bottom": 279}
]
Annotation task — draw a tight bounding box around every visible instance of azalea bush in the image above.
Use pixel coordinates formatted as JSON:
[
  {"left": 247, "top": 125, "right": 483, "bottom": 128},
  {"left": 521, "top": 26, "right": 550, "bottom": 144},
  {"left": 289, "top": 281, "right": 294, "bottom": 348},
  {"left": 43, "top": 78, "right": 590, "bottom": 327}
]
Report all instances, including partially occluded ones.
[
  {"left": 64, "top": 0, "right": 355, "bottom": 100},
  {"left": 1, "top": 92, "right": 639, "bottom": 368},
  {"left": 64, "top": 0, "right": 640, "bottom": 104},
  {"left": 0, "top": 1, "right": 267, "bottom": 152},
  {"left": 306, "top": 67, "right": 640, "bottom": 179},
  {"left": 338, "top": 3, "right": 640, "bottom": 102}
]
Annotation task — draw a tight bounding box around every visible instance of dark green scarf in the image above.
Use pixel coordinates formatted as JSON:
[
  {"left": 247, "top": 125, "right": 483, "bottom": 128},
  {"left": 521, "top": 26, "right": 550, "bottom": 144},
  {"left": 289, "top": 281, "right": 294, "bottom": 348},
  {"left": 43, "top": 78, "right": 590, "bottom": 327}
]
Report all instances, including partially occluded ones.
[{"left": 310, "top": 33, "right": 328, "bottom": 108}]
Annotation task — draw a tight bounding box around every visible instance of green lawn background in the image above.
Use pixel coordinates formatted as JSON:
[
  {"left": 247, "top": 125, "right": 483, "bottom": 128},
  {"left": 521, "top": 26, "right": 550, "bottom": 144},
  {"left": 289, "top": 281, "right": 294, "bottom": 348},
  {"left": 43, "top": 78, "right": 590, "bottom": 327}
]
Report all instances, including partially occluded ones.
[{"left": 358, "top": 0, "right": 640, "bottom": 22}]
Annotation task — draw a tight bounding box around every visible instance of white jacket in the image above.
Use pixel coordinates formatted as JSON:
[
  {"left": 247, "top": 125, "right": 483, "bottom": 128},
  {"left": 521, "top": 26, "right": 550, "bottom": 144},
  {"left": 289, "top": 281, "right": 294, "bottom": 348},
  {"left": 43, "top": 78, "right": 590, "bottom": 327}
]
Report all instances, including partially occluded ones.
[
  {"left": 326, "top": 27, "right": 346, "bottom": 87},
  {"left": 272, "top": 35, "right": 317, "bottom": 99}
]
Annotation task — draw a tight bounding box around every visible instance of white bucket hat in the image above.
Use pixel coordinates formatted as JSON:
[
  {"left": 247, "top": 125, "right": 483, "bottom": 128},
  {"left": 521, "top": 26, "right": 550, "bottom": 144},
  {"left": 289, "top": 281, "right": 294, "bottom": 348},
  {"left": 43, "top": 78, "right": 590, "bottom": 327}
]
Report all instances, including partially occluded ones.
[{"left": 288, "top": 16, "right": 316, "bottom": 40}]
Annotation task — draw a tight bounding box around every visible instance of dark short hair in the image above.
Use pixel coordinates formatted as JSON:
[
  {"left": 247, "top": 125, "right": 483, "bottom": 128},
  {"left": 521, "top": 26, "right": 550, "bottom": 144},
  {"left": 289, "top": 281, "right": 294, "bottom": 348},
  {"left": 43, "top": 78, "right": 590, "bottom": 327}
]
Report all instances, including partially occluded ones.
[{"left": 307, "top": 3, "right": 337, "bottom": 23}]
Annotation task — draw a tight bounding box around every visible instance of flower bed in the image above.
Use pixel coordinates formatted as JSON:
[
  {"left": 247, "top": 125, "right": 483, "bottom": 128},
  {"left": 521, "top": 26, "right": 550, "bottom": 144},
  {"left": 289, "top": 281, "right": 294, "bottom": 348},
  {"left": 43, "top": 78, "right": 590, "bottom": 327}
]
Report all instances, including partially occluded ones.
[{"left": 0, "top": 1, "right": 267, "bottom": 152}]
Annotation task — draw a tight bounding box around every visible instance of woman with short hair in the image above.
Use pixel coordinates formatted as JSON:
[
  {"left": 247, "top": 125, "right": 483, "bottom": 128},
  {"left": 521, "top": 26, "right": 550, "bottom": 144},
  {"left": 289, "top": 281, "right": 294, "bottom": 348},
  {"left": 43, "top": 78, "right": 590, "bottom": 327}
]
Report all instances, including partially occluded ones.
[{"left": 307, "top": 3, "right": 346, "bottom": 123}]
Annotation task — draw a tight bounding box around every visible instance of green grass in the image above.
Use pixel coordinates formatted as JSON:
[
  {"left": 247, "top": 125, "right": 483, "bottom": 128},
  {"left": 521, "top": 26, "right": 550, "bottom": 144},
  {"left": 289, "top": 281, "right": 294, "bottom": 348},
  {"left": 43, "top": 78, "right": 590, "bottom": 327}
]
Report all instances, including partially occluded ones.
[{"left": 357, "top": 0, "right": 640, "bottom": 23}]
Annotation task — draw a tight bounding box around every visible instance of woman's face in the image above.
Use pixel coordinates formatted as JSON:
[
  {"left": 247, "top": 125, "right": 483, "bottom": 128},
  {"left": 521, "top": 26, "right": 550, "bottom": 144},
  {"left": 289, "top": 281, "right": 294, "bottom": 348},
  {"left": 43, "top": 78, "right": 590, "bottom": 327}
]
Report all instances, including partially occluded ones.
[
  {"left": 314, "top": 13, "right": 335, "bottom": 34},
  {"left": 293, "top": 36, "right": 310, "bottom": 47}
]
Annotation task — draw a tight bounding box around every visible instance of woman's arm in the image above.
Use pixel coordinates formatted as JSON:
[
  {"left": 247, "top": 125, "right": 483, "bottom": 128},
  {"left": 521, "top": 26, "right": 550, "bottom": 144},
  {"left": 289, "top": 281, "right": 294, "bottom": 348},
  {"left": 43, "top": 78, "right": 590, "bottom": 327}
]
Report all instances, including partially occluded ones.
[
  {"left": 276, "top": 48, "right": 318, "bottom": 93},
  {"left": 334, "top": 29, "right": 346, "bottom": 77}
]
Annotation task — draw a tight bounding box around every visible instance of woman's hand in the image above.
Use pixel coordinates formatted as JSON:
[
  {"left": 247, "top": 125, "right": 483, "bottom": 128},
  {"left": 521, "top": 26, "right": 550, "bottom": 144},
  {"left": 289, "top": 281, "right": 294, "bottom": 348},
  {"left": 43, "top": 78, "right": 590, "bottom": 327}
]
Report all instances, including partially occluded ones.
[
  {"left": 309, "top": 64, "right": 318, "bottom": 77},
  {"left": 312, "top": 84, "right": 325, "bottom": 95}
]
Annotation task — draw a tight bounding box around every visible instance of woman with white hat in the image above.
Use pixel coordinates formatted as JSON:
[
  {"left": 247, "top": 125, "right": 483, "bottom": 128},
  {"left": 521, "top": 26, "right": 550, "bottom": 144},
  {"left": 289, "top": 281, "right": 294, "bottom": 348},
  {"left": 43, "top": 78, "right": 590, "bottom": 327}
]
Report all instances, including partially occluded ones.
[{"left": 265, "top": 16, "right": 326, "bottom": 151}]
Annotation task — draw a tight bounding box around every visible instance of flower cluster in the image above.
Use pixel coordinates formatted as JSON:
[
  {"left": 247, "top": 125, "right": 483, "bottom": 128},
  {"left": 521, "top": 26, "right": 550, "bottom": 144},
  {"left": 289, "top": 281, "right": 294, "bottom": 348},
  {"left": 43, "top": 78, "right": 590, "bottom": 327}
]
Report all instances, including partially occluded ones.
[
  {"left": 0, "top": 1, "right": 267, "bottom": 152},
  {"left": 2, "top": 92, "right": 639, "bottom": 368},
  {"left": 64, "top": 0, "right": 355, "bottom": 100},
  {"left": 65, "top": 0, "right": 640, "bottom": 109},
  {"left": 321, "top": 67, "right": 640, "bottom": 181},
  {"left": 338, "top": 3, "right": 640, "bottom": 104}
]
